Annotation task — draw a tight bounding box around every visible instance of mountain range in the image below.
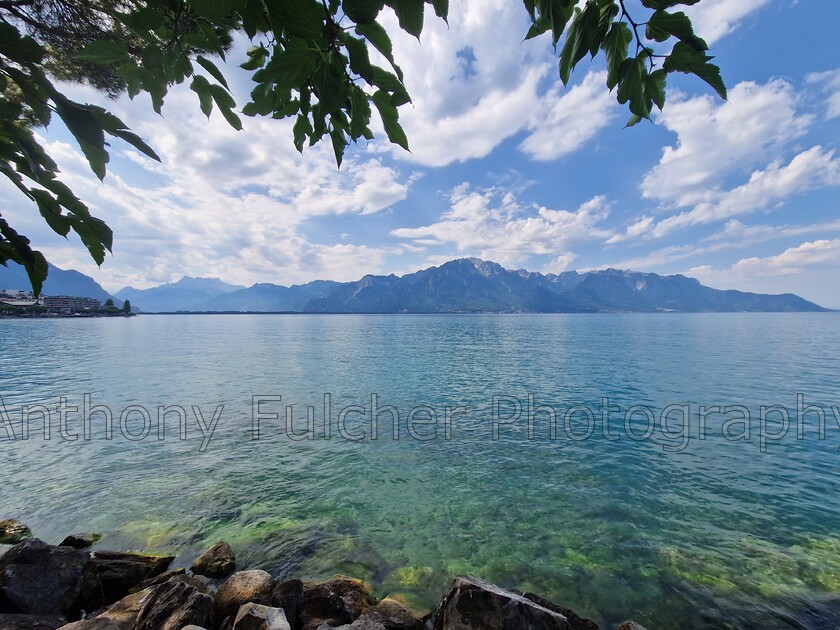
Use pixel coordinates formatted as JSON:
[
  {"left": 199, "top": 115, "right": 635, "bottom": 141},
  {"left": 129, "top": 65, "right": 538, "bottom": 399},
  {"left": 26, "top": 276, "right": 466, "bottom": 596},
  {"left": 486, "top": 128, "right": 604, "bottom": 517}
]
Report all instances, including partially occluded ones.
[
  {"left": 1, "top": 258, "right": 827, "bottom": 313},
  {"left": 112, "top": 258, "right": 825, "bottom": 313}
]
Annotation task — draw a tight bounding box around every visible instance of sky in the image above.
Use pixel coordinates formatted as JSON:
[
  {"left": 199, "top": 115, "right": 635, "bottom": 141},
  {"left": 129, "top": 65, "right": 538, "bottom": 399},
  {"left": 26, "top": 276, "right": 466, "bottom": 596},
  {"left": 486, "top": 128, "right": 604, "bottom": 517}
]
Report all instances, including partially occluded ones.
[{"left": 2, "top": 0, "right": 839, "bottom": 306}]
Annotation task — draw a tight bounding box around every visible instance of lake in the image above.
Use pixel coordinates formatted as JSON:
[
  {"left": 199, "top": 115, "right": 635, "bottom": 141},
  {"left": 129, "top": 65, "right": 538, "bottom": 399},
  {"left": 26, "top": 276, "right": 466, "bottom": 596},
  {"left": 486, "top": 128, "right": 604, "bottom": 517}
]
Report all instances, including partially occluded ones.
[{"left": 2, "top": 313, "right": 840, "bottom": 628}]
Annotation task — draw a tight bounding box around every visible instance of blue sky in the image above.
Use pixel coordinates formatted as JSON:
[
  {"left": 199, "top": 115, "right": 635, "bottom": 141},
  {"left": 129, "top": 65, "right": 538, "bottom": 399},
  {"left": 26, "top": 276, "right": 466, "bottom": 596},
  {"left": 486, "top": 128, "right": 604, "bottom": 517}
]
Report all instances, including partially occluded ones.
[{"left": 2, "top": 0, "right": 839, "bottom": 306}]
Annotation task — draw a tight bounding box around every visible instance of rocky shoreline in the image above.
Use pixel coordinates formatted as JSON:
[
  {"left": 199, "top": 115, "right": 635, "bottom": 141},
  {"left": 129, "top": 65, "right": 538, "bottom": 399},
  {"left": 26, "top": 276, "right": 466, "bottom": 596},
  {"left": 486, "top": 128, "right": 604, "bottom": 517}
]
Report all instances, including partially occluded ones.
[{"left": 0, "top": 518, "right": 646, "bottom": 630}]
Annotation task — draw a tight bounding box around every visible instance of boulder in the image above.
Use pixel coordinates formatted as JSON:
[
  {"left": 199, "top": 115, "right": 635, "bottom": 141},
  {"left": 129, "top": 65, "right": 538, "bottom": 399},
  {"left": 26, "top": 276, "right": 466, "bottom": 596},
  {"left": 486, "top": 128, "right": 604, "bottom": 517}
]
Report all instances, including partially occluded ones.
[
  {"left": 615, "top": 623, "right": 647, "bottom": 630},
  {"left": 77, "top": 551, "right": 174, "bottom": 611},
  {"left": 191, "top": 542, "right": 237, "bottom": 579},
  {"left": 299, "top": 576, "right": 376, "bottom": 630},
  {"left": 521, "top": 592, "right": 598, "bottom": 630},
  {"left": 131, "top": 568, "right": 186, "bottom": 592},
  {"left": 356, "top": 598, "right": 422, "bottom": 630},
  {"left": 272, "top": 579, "right": 303, "bottom": 630},
  {"left": 232, "top": 603, "right": 291, "bottom": 630},
  {"left": 58, "top": 536, "right": 101, "bottom": 550},
  {"left": 316, "top": 620, "right": 386, "bottom": 630},
  {"left": 61, "top": 577, "right": 212, "bottom": 630},
  {"left": 214, "top": 570, "right": 276, "bottom": 624},
  {"left": 0, "top": 520, "right": 33, "bottom": 546},
  {"left": 0, "top": 614, "right": 66, "bottom": 629},
  {"left": 433, "top": 576, "right": 571, "bottom": 630},
  {"left": 0, "top": 540, "right": 89, "bottom": 617}
]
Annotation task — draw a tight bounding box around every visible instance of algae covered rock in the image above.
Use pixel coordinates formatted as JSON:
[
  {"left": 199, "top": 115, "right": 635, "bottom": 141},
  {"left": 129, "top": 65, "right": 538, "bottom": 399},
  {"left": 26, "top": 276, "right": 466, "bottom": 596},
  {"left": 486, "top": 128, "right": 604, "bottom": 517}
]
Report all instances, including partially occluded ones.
[
  {"left": 299, "top": 576, "right": 377, "bottom": 630},
  {"left": 355, "top": 597, "right": 423, "bottom": 630},
  {"left": 215, "top": 570, "right": 277, "bottom": 624},
  {"left": 433, "top": 576, "right": 571, "bottom": 630},
  {"left": 0, "top": 520, "right": 33, "bottom": 546},
  {"left": 191, "top": 541, "right": 237, "bottom": 579},
  {"left": 272, "top": 579, "right": 303, "bottom": 629},
  {"left": 0, "top": 539, "right": 89, "bottom": 617}
]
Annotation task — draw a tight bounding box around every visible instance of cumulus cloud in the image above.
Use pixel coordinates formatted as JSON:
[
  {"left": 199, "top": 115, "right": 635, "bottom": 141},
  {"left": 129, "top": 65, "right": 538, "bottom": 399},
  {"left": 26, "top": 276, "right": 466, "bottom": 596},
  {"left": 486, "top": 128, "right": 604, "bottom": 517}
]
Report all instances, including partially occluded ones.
[
  {"left": 519, "top": 71, "right": 618, "bottom": 161},
  {"left": 690, "top": 239, "right": 840, "bottom": 280},
  {"left": 684, "top": 0, "right": 771, "bottom": 45},
  {"left": 391, "top": 183, "right": 610, "bottom": 268},
  {"left": 805, "top": 69, "right": 840, "bottom": 120}
]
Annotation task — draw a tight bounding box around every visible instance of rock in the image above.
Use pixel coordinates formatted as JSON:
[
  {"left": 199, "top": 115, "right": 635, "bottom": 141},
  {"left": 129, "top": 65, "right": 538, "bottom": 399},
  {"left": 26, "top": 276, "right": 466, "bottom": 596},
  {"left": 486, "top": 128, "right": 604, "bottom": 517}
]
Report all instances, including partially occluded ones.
[
  {"left": 214, "top": 570, "right": 276, "bottom": 624},
  {"left": 0, "top": 540, "right": 89, "bottom": 617},
  {"left": 77, "top": 551, "right": 174, "bottom": 612},
  {"left": 299, "top": 576, "right": 376, "bottom": 630},
  {"left": 134, "top": 578, "right": 213, "bottom": 630},
  {"left": 61, "top": 578, "right": 212, "bottom": 630},
  {"left": 58, "top": 536, "right": 101, "bottom": 550},
  {"left": 316, "top": 620, "right": 386, "bottom": 630},
  {"left": 182, "top": 627, "right": 209, "bottom": 630},
  {"left": 191, "top": 542, "right": 237, "bottom": 579},
  {"left": 433, "top": 576, "right": 571, "bottom": 630},
  {"left": 0, "top": 521, "right": 33, "bottom": 546},
  {"left": 131, "top": 568, "right": 186, "bottom": 592},
  {"left": 232, "top": 603, "right": 291, "bottom": 630},
  {"left": 272, "top": 579, "right": 303, "bottom": 630},
  {"left": 615, "top": 623, "right": 647, "bottom": 630},
  {"left": 357, "top": 598, "right": 422, "bottom": 630},
  {"left": 522, "top": 592, "right": 598, "bottom": 630},
  {"left": 0, "top": 614, "right": 66, "bottom": 629}
]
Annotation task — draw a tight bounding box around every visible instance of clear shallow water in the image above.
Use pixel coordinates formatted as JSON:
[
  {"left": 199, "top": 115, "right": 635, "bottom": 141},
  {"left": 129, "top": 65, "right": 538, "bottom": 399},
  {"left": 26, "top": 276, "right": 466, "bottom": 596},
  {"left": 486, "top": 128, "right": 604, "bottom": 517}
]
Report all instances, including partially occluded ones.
[{"left": 2, "top": 313, "right": 840, "bottom": 628}]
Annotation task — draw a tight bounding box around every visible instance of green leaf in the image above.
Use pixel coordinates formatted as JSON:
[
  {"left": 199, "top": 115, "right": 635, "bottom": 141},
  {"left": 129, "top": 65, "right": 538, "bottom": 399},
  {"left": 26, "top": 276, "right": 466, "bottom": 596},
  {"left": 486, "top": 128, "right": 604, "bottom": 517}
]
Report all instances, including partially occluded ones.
[
  {"left": 190, "top": 0, "right": 237, "bottom": 20},
  {"left": 110, "top": 129, "right": 162, "bottom": 161},
  {"left": 75, "top": 39, "right": 130, "bottom": 65},
  {"left": 625, "top": 114, "right": 643, "bottom": 127},
  {"left": 663, "top": 41, "right": 727, "bottom": 99},
  {"left": 0, "top": 22, "right": 45, "bottom": 64},
  {"left": 218, "top": 105, "right": 243, "bottom": 131},
  {"left": 53, "top": 97, "right": 109, "bottom": 180},
  {"left": 330, "top": 128, "right": 347, "bottom": 167},
  {"left": 241, "top": 45, "right": 269, "bottom": 71},
  {"left": 196, "top": 56, "right": 230, "bottom": 89},
  {"left": 356, "top": 21, "right": 403, "bottom": 81},
  {"left": 191, "top": 75, "right": 214, "bottom": 117},
  {"left": 525, "top": 18, "right": 551, "bottom": 41},
  {"left": 349, "top": 86, "right": 372, "bottom": 139},
  {"left": 616, "top": 55, "right": 649, "bottom": 119},
  {"left": 312, "top": 59, "right": 348, "bottom": 114},
  {"left": 293, "top": 115, "right": 313, "bottom": 152},
  {"left": 372, "top": 90, "right": 409, "bottom": 151},
  {"left": 646, "top": 68, "right": 667, "bottom": 110},
  {"left": 268, "top": 0, "right": 326, "bottom": 40},
  {"left": 390, "top": 0, "right": 425, "bottom": 37},
  {"left": 430, "top": 0, "right": 448, "bottom": 21},
  {"left": 263, "top": 39, "right": 319, "bottom": 90},
  {"left": 641, "top": 0, "right": 700, "bottom": 9},
  {"left": 559, "top": 3, "right": 598, "bottom": 85},
  {"left": 602, "top": 21, "right": 632, "bottom": 90},
  {"left": 646, "top": 10, "right": 707, "bottom": 50},
  {"left": 343, "top": 0, "right": 385, "bottom": 23},
  {"left": 344, "top": 35, "right": 375, "bottom": 81}
]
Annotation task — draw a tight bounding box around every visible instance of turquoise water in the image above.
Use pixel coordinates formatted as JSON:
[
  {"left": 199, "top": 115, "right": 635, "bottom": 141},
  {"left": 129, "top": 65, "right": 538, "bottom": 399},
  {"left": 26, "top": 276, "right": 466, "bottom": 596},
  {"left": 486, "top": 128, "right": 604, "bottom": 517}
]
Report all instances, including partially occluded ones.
[{"left": 2, "top": 314, "right": 840, "bottom": 628}]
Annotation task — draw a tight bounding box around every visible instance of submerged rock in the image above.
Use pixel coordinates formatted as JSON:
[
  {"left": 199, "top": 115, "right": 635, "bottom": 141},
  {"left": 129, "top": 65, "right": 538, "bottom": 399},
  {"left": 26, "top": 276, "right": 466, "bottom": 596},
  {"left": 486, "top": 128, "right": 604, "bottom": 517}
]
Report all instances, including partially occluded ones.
[
  {"left": 0, "top": 520, "right": 33, "bottom": 546},
  {"left": 191, "top": 541, "right": 237, "bottom": 579},
  {"left": 233, "top": 603, "right": 291, "bottom": 630},
  {"left": 0, "top": 613, "right": 66, "bottom": 629},
  {"left": 59, "top": 535, "right": 101, "bottom": 550},
  {"left": 355, "top": 597, "right": 422, "bottom": 630},
  {"left": 0, "top": 540, "right": 89, "bottom": 617},
  {"left": 78, "top": 551, "right": 175, "bottom": 611},
  {"left": 299, "top": 576, "right": 377, "bottom": 630},
  {"left": 433, "top": 576, "right": 571, "bottom": 630},
  {"left": 215, "top": 570, "right": 277, "bottom": 624},
  {"left": 316, "top": 620, "right": 386, "bottom": 630}
]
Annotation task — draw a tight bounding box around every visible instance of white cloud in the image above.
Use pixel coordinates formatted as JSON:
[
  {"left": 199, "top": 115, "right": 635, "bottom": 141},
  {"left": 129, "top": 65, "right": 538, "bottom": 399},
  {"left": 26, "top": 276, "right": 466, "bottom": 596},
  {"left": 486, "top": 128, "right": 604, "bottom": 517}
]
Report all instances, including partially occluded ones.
[
  {"left": 684, "top": 0, "right": 771, "bottom": 45},
  {"left": 391, "top": 183, "right": 610, "bottom": 268},
  {"left": 642, "top": 79, "right": 812, "bottom": 208},
  {"left": 691, "top": 239, "right": 840, "bottom": 279},
  {"left": 519, "top": 71, "right": 618, "bottom": 161},
  {"left": 806, "top": 69, "right": 840, "bottom": 120}
]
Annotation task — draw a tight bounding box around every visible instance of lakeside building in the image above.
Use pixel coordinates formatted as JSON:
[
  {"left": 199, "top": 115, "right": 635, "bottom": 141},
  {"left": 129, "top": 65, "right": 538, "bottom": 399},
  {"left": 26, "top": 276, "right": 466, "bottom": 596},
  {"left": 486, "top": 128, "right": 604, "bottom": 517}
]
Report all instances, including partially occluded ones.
[
  {"left": 0, "top": 289, "right": 40, "bottom": 307},
  {"left": 41, "top": 296, "right": 102, "bottom": 313}
]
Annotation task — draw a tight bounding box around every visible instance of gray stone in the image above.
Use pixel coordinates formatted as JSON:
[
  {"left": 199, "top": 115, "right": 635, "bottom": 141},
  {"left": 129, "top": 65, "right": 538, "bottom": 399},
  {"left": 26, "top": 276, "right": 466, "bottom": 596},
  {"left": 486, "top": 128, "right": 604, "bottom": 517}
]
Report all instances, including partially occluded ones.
[
  {"left": 299, "top": 576, "right": 376, "bottom": 630},
  {"left": 433, "top": 576, "right": 571, "bottom": 630},
  {"left": 233, "top": 603, "right": 291, "bottom": 630},
  {"left": 58, "top": 536, "right": 100, "bottom": 551},
  {"left": 191, "top": 541, "right": 236, "bottom": 579},
  {"left": 0, "top": 613, "right": 66, "bottom": 629},
  {"left": 214, "top": 570, "right": 276, "bottom": 624},
  {"left": 0, "top": 540, "right": 89, "bottom": 617},
  {"left": 0, "top": 521, "right": 33, "bottom": 546}
]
